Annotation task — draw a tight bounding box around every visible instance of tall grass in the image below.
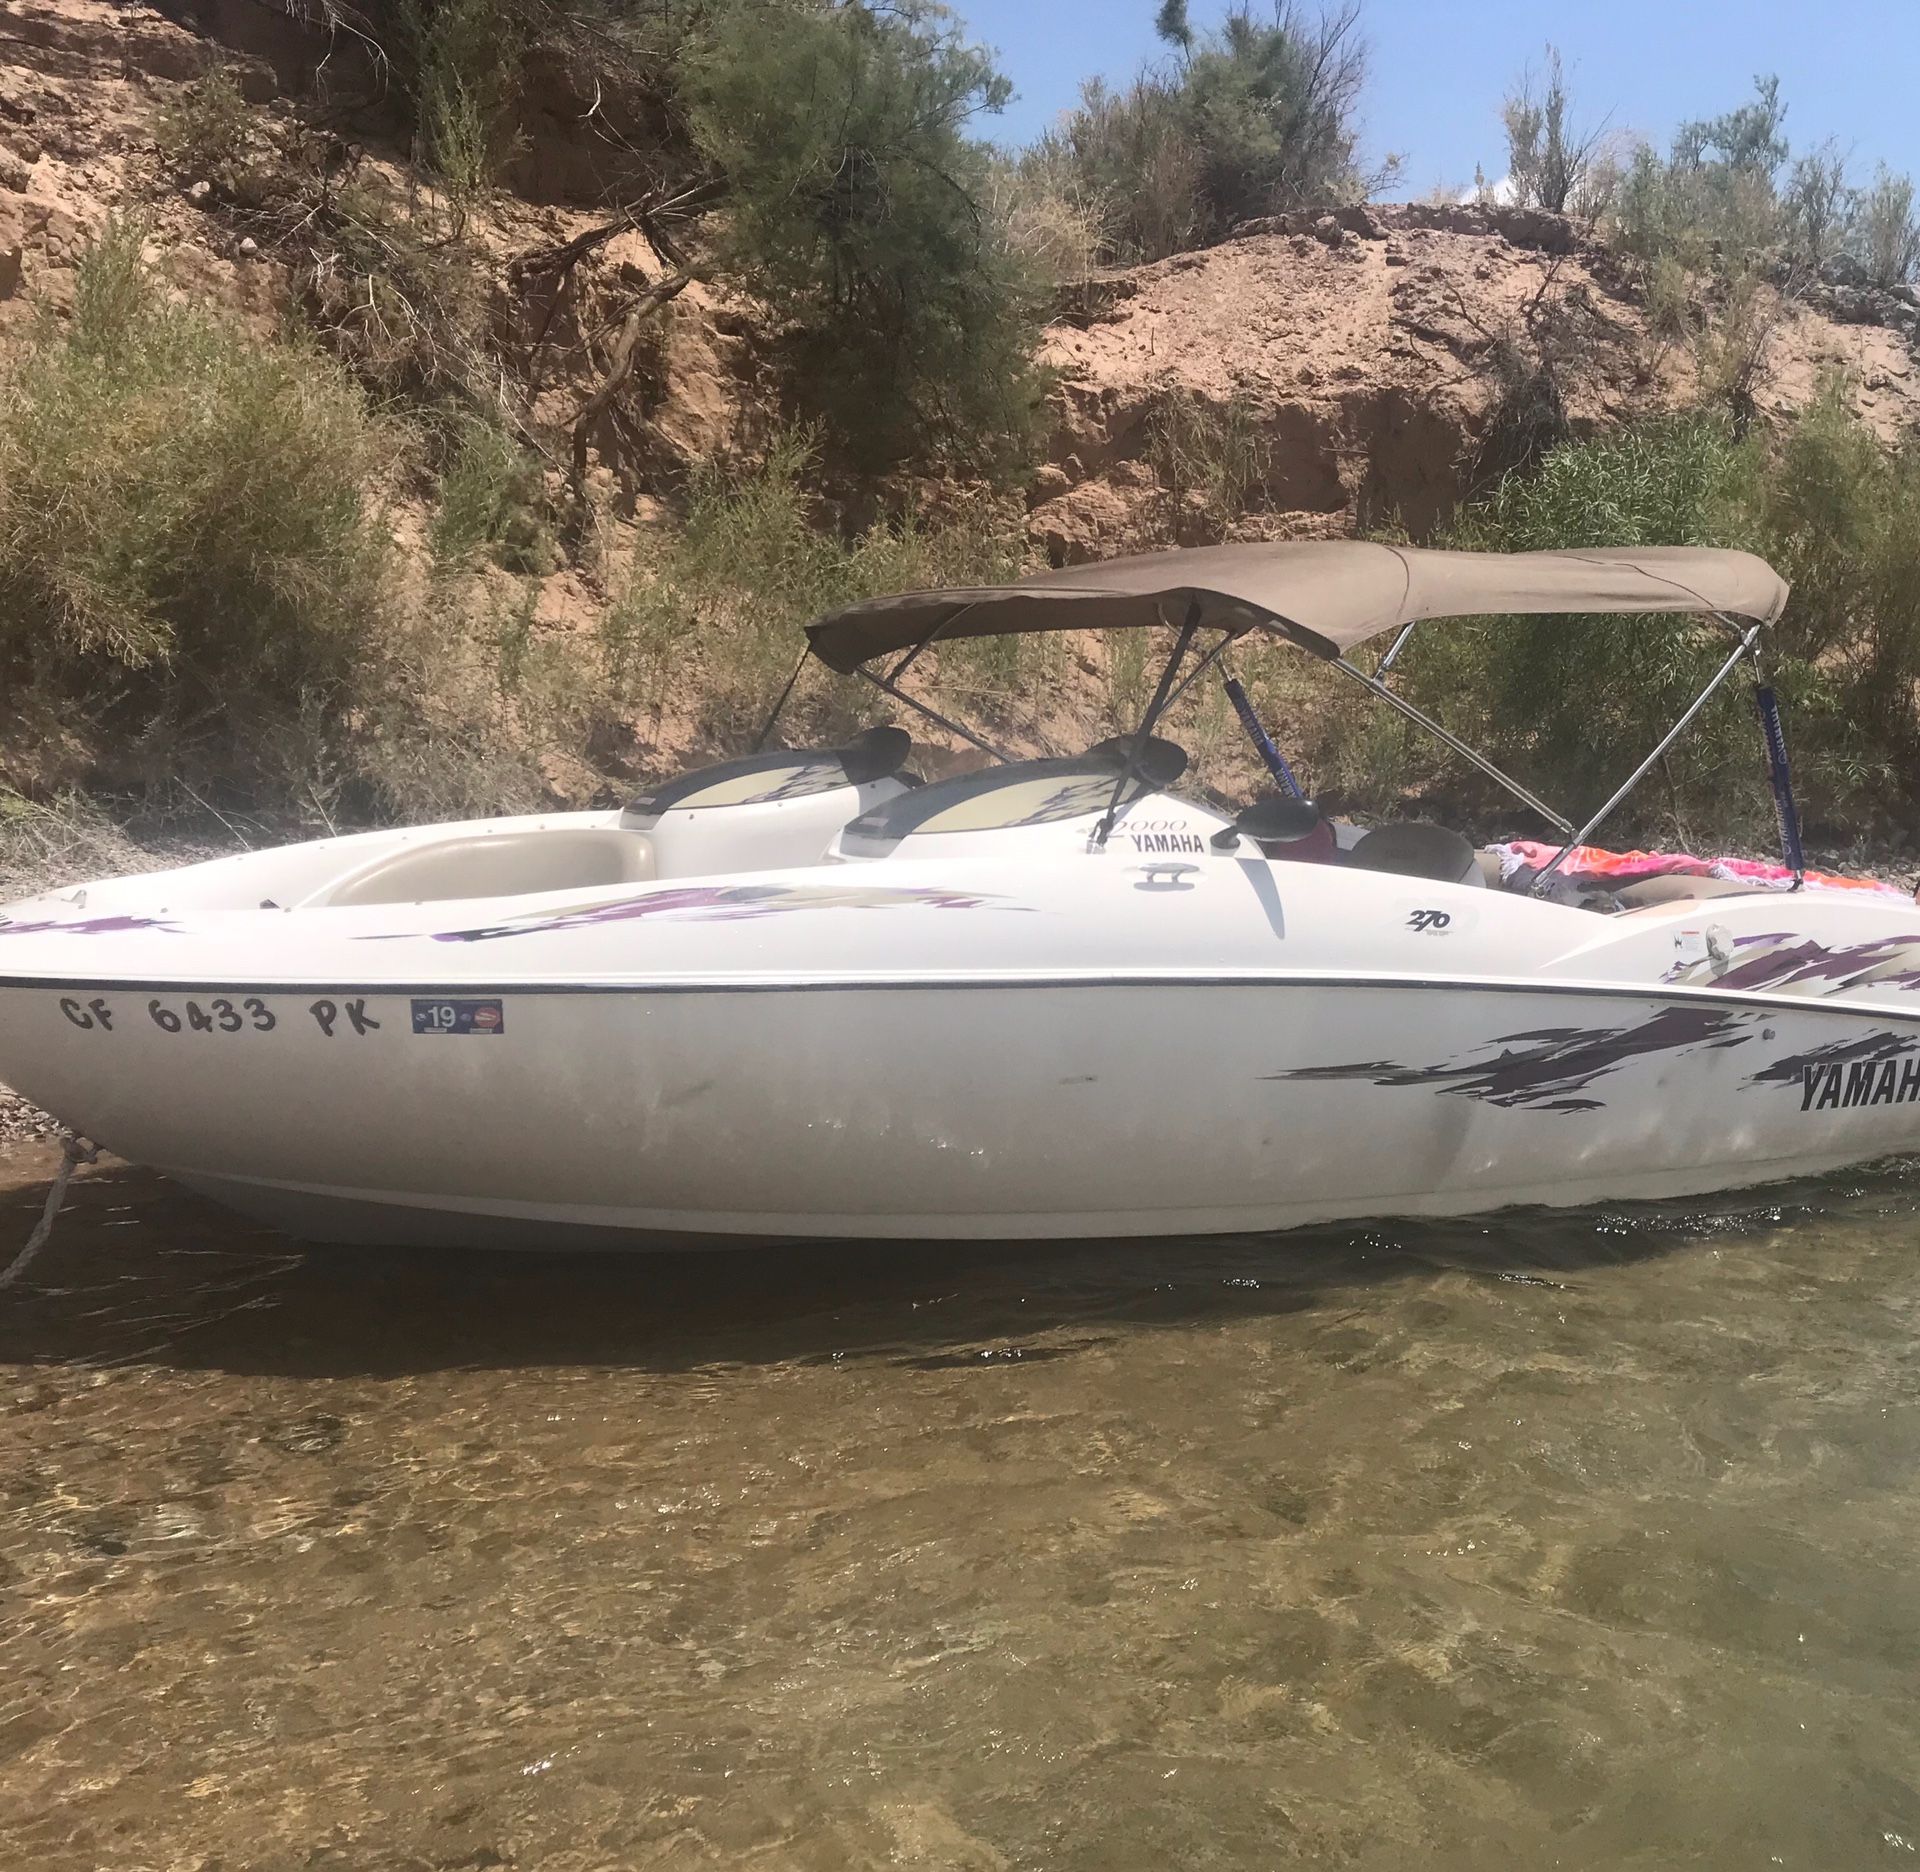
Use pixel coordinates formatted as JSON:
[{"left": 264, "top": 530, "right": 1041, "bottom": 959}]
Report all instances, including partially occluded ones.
[
  {"left": 603, "top": 429, "right": 1026, "bottom": 745},
  {"left": 1147, "top": 389, "right": 1273, "bottom": 541},
  {"left": 404, "top": 0, "right": 523, "bottom": 231}
]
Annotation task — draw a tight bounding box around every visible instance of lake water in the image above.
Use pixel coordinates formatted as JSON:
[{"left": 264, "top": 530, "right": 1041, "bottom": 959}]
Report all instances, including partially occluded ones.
[{"left": 3, "top": 1146, "right": 1918, "bottom": 1871}]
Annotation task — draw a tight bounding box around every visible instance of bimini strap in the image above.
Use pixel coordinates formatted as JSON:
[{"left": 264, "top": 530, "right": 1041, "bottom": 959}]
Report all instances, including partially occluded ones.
[
  {"left": 1753, "top": 683, "right": 1806, "bottom": 889},
  {"left": 1222, "top": 673, "right": 1305, "bottom": 799}
]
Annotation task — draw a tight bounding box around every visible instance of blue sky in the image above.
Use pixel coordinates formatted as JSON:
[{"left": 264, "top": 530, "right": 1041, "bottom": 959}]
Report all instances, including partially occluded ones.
[{"left": 960, "top": 0, "right": 1920, "bottom": 196}]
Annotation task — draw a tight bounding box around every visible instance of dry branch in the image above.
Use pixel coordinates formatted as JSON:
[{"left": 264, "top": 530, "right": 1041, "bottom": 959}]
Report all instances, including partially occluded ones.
[{"left": 568, "top": 267, "right": 694, "bottom": 494}]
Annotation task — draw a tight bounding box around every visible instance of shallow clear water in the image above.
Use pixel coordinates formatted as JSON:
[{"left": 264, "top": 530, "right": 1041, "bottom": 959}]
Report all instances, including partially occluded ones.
[{"left": 2, "top": 1149, "right": 1919, "bottom": 1871}]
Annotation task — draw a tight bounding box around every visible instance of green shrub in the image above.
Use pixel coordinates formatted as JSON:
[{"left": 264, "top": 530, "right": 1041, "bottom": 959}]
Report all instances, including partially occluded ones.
[
  {"left": 1693, "top": 271, "right": 1781, "bottom": 426},
  {"left": 1177, "top": 4, "right": 1379, "bottom": 225},
  {"left": 1781, "top": 141, "right": 1851, "bottom": 268},
  {"left": 684, "top": 0, "right": 1045, "bottom": 477},
  {"left": 1756, "top": 377, "right": 1920, "bottom": 799},
  {"left": 1030, "top": 76, "right": 1206, "bottom": 267},
  {"left": 1385, "top": 390, "right": 1920, "bottom": 840},
  {"left": 431, "top": 418, "right": 556, "bottom": 573},
  {"left": 154, "top": 67, "right": 254, "bottom": 185},
  {"left": 1852, "top": 163, "right": 1920, "bottom": 288},
  {"left": 1387, "top": 414, "right": 1766, "bottom": 834},
  {"left": 0, "top": 222, "right": 395, "bottom": 797},
  {"left": 1615, "top": 77, "right": 1788, "bottom": 271},
  {"left": 1040, "top": 2, "right": 1388, "bottom": 265},
  {"left": 1608, "top": 74, "right": 1920, "bottom": 328},
  {"left": 1645, "top": 255, "right": 1694, "bottom": 343},
  {"left": 403, "top": 0, "right": 523, "bottom": 229},
  {"left": 1501, "top": 46, "right": 1599, "bottom": 216}
]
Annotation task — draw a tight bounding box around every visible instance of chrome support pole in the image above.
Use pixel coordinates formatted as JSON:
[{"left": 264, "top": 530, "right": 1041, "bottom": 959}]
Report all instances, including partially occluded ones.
[
  {"left": 1527, "top": 624, "right": 1762, "bottom": 894},
  {"left": 1374, "top": 619, "right": 1420, "bottom": 678},
  {"left": 1327, "top": 656, "right": 1576, "bottom": 838}
]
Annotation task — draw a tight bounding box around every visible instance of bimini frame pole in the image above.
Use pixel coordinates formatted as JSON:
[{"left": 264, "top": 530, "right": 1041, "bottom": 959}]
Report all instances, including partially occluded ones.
[
  {"left": 1527, "top": 619, "right": 1765, "bottom": 895},
  {"left": 764, "top": 601, "right": 1000, "bottom": 756},
  {"left": 1374, "top": 619, "right": 1420, "bottom": 680},
  {"left": 1094, "top": 600, "right": 1201, "bottom": 846},
  {"left": 856, "top": 665, "right": 1015, "bottom": 763},
  {"left": 750, "top": 645, "right": 811, "bottom": 752},
  {"left": 1324, "top": 652, "right": 1576, "bottom": 838}
]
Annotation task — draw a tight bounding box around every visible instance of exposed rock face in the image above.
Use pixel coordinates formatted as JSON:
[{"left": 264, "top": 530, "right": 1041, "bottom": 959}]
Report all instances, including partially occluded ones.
[
  {"left": 1029, "top": 204, "right": 1920, "bottom": 564},
  {"left": 0, "top": 0, "right": 750, "bottom": 483},
  {"left": 3, "top": 0, "right": 1920, "bottom": 577}
]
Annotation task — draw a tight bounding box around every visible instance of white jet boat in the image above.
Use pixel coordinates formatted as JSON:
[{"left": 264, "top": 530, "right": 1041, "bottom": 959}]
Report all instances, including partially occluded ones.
[{"left": 2, "top": 541, "right": 1917, "bottom": 1248}]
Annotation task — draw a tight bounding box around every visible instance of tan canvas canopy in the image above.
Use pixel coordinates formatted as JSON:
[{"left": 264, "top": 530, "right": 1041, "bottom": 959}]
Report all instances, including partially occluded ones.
[{"left": 803, "top": 540, "right": 1791, "bottom": 673}]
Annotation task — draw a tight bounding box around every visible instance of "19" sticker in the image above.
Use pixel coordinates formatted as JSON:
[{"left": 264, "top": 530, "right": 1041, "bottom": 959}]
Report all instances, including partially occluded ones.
[{"left": 411, "top": 998, "right": 505, "bottom": 1036}]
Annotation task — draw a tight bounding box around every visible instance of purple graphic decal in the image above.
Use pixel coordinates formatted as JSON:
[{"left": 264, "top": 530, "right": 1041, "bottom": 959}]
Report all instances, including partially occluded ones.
[
  {"left": 1667, "top": 932, "right": 1920, "bottom": 995},
  {"left": 0, "top": 913, "right": 180, "bottom": 938},
  {"left": 1745, "top": 1030, "right": 1920, "bottom": 1089},
  {"left": 1271, "top": 1007, "right": 1753, "bottom": 1113},
  {"left": 408, "top": 881, "right": 1025, "bottom": 944}
]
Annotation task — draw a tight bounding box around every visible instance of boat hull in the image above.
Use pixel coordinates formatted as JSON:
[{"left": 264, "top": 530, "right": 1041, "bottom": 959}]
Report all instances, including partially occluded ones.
[{"left": 3, "top": 975, "right": 1915, "bottom": 1245}]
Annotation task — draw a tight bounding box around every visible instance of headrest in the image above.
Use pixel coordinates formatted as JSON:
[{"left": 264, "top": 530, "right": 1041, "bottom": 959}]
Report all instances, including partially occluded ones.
[
  {"left": 1210, "top": 796, "right": 1336, "bottom": 860},
  {"left": 837, "top": 724, "right": 914, "bottom": 784},
  {"left": 1347, "top": 821, "right": 1482, "bottom": 886},
  {"left": 1084, "top": 734, "right": 1190, "bottom": 789}
]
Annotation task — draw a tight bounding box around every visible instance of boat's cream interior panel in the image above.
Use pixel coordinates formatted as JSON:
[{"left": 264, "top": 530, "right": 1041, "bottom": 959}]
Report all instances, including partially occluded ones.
[{"left": 317, "top": 828, "right": 658, "bottom": 907}]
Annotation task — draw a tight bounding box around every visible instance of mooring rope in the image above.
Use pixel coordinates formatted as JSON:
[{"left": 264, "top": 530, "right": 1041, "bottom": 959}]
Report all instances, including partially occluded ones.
[{"left": 0, "top": 1134, "right": 98, "bottom": 1291}]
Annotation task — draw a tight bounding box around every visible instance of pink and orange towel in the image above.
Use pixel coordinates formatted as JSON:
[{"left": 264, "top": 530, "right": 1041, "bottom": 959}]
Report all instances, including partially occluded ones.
[{"left": 1489, "top": 839, "right": 1914, "bottom": 903}]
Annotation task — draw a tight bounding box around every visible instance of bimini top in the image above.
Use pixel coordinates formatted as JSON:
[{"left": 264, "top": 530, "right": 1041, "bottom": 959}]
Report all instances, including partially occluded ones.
[{"left": 803, "top": 540, "right": 1790, "bottom": 672}]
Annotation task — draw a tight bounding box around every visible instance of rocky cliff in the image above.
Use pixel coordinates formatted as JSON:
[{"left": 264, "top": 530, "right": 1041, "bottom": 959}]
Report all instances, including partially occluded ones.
[{"left": 1030, "top": 202, "right": 1920, "bottom": 562}]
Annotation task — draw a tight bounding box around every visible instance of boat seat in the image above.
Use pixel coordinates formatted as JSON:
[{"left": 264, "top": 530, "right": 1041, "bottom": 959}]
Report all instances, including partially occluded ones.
[
  {"left": 622, "top": 725, "right": 913, "bottom": 821},
  {"left": 840, "top": 736, "right": 1189, "bottom": 850},
  {"left": 319, "top": 828, "right": 656, "bottom": 907},
  {"left": 1612, "top": 873, "right": 1760, "bottom": 907},
  {"left": 1347, "top": 822, "right": 1484, "bottom": 887}
]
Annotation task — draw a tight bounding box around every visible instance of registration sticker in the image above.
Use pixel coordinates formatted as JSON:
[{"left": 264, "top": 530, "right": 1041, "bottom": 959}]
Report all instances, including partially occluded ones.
[{"left": 411, "top": 997, "right": 505, "bottom": 1036}]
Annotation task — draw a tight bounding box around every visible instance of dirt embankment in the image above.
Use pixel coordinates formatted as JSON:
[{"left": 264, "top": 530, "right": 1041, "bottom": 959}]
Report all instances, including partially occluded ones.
[
  {"left": 0, "top": 0, "right": 749, "bottom": 493},
  {"left": 5, "top": 0, "right": 1920, "bottom": 572},
  {"left": 1030, "top": 203, "right": 1920, "bottom": 563}
]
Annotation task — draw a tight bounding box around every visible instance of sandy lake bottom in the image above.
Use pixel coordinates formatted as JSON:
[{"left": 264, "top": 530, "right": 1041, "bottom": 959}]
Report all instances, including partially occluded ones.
[{"left": 2, "top": 1147, "right": 1919, "bottom": 1870}]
